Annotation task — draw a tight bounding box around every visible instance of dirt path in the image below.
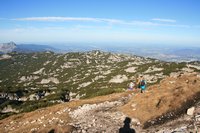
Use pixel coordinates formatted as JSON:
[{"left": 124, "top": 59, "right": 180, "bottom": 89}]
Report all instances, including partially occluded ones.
[
  {"left": 68, "top": 94, "right": 200, "bottom": 133},
  {"left": 69, "top": 92, "right": 140, "bottom": 133}
]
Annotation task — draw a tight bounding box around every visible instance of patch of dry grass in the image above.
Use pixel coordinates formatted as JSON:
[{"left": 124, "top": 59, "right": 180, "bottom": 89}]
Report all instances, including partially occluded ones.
[{"left": 119, "top": 73, "right": 200, "bottom": 125}]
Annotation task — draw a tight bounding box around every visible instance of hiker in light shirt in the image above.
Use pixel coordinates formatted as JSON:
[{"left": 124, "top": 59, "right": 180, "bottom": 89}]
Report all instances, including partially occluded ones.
[{"left": 128, "top": 80, "right": 135, "bottom": 90}]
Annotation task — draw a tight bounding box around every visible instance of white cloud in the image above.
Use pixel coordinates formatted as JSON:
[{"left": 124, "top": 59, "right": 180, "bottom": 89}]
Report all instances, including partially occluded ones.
[
  {"left": 117, "top": 20, "right": 189, "bottom": 28},
  {"left": 13, "top": 17, "right": 189, "bottom": 28},
  {"left": 99, "top": 18, "right": 124, "bottom": 24},
  {"left": 151, "top": 18, "right": 176, "bottom": 23},
  {"left": 14, "top": 17, "right": 121, "bottom": 23},
  {"left": 13, "top": 17, "right": 153, "bottom": 25}
]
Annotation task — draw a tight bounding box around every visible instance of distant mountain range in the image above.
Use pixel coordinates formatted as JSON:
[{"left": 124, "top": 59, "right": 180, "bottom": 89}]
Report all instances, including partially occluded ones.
[
  {"left": 47, "top": 43, "right": 200, "bottom": 62},
  {"left": 1, "top": 42, "right": 200, "bottom": 62},
  {"left": 0, "top": 42, "right": 57, "bottom": 54},
  {"left": 14, "top": 44, "right": 57, "bottom": 53}
]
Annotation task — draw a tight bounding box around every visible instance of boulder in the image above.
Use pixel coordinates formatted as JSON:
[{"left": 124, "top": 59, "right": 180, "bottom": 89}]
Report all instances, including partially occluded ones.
[{"left": 187, "top": 107, "right": 195, "bottom": 116}]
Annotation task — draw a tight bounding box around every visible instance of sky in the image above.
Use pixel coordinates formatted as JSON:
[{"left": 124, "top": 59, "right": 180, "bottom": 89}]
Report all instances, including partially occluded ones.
[{"left": 0, "top": 0, "right": 200, "bottom": 46}]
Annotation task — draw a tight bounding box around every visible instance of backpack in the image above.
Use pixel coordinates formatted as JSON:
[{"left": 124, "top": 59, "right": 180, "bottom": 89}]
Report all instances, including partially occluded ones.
[{"left": 140, "top": 80, "right": 146, "bottom": 86}]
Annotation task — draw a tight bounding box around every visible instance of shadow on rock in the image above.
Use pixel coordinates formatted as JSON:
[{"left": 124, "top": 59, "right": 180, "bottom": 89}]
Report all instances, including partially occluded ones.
[{"left": 119, "top": 117, "right": 136, "bottom": 133}]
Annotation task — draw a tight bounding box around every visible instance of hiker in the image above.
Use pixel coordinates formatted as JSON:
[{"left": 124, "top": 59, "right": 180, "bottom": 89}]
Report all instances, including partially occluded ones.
[
  {"left": 139, "top": 76, "right": 147, "bottom": 93},
  {"left": 128, "top": 80, "right": 135, "bottom": 90},
  {"left": 136, "top": 75, "right": 142, "bottom": 89}
]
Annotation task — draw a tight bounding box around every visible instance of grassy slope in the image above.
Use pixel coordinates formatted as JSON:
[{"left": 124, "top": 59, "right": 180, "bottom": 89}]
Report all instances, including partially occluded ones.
[
  {"left": 0, "top": 73, "right": 199, "bottom": 132},
  {"left": 119, "top": 73, "right": 200, "bottom": 127}
]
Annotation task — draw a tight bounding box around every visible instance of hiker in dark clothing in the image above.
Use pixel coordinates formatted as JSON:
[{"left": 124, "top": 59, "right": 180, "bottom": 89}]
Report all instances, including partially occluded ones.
[{"left": 139, "top": 76, "right": 147, "bottom": 93}]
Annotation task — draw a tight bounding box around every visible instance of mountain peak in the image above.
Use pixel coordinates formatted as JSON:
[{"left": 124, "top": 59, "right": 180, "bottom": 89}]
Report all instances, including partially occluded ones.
[
  {"left": 0, "top": 42, "right": 16, "bottom": 53},
  {"left": 8, "top": 41, "right": 16, "bottom": 45}
]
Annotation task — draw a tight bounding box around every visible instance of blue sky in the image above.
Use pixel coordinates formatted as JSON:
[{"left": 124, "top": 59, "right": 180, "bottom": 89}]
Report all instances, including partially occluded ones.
[{"left": 0, "top": 0, "right": 200, "bottom": 46}]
